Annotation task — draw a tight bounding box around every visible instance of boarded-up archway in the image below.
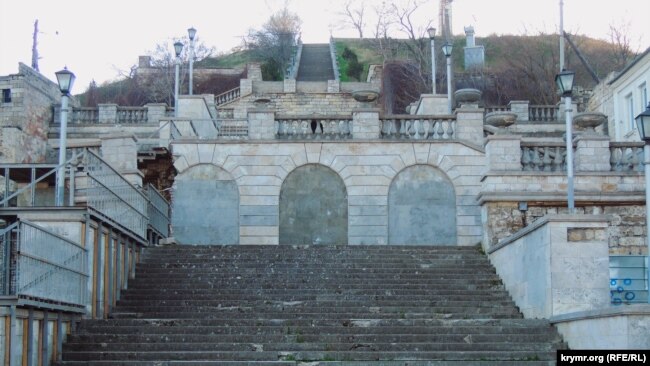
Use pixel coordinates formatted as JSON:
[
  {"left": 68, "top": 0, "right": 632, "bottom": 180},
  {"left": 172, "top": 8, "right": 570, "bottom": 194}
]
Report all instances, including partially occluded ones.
[
  {"left": 172, "top": 164, "right": 239, "bottom": 245},
  {"left": 279, "top": 164, "right": 348, "bottom": 245},
  {"left": 388, "top": 165, "right": 456, "bottom": 245}
]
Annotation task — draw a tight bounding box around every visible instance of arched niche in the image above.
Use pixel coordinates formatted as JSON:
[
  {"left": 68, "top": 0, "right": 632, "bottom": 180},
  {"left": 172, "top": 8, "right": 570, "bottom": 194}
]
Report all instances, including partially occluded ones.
[
  {"left": 172, "top": 164, "right": 239, "bottom": 245},
  {"left": 388, "top": 165, "right": 456, "bottom": 245},
  {"left": 279, "top": 164, "right": 348, "bottom": 245}
]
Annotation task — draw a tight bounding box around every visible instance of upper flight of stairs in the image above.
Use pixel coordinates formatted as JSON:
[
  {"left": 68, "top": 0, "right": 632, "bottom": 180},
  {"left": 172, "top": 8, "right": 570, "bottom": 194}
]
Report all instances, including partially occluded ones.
[
  {"left": 296, "top": 44, "right": 335, "bottom": 81},
  {"left": 58, "top": 245, "right": 565, "bottom": 365}
]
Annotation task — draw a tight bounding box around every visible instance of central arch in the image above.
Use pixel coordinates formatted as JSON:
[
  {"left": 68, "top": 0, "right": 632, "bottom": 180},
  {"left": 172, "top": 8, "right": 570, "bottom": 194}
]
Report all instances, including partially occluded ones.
[
  {"left": 388, "top": 165, "right": 456, "bottom": 245},
  {"left": 279, "top": 164, "right": 348, "bottom": 245},
  {"left": 172, "top": 164, "right": 239, "bottom": 245}
]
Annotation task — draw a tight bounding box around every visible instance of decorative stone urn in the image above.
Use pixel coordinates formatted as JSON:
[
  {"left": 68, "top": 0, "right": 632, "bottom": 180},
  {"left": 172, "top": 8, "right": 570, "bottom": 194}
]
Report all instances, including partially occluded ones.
[
  {"left": 454, "top": 88, "right": 482, "bottom": 106},
  {"left": 572, "top": 112, "right": 606, "bottom": 133},
  {"left": 484, "top": 111, "right": 517, "bottom": 129},
  {"left": 352, "top": 90, "right": 380, "bottom": 106}
]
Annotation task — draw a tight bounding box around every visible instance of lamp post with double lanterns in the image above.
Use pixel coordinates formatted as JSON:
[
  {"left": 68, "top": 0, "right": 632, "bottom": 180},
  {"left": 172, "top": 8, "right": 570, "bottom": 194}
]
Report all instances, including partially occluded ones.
[
  {"left": 441, "top": 42, "right": 453, "bottom": 114},
  {"left": 427, "top": 27, "right": 436, "bottom": 94},
  {"left": 187, "top": 27, "right": 196, "bottom": 95},
  {"left": 555, "top": 69, "right": 575, "bottom": 212},
  {"left": 173, "top": 41, "right": 183, "bottom": 117},
  {"left": 635, "top": 102, "right": 650, "bottom": 304},
  {"left": 54, "top": 67, "right": 76, "bottom": 206}
]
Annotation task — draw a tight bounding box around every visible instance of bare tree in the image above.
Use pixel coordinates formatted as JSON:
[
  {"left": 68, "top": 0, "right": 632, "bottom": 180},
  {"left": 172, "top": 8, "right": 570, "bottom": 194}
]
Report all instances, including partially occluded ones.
[
  {"left": 338, "top": 0, "right": 366, "bottom": 38},
  {"left": 246, "top": 6, "right": 302, "bottom": 80},
  {"left": 608, "top": 21, "right": 637, "bottom": 69}
]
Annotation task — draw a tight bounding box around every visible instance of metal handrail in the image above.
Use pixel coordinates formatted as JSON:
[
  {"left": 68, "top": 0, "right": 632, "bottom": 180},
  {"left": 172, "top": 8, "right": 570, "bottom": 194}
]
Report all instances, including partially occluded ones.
[{"left": 0, "top": 151, "right": 82, "bottom": 207}]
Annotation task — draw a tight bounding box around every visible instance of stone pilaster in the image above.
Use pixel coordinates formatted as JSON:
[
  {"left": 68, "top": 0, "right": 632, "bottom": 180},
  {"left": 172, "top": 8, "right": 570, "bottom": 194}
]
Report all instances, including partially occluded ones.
[
  {"left": 508, "top": 100, "right": 529, "bottom": 122},
  {"left": 240, "top": 79, "right": 253, "bottom": 97},
  {"left": 145, "top": 103, "right": 167, "bottom": 124},
  {"left": 100, "top": 133, "right": 142, "bottom": 187},
  {"left": 98, "top": 104, "right": 118, "bottom": 123},
  {"left": 283, "top": 79, "right": 296, "bottom": 93},
  {"left": 455, "top": 105, "right": 485, "bottom": 146},
  {"left": 327, "top": 80, "right": 340, "bottom": 93},
  {"left": 248, "top": 109, "right": 276, "bottom": 140},
  {"left": 351, "top": 109, "right": 381, "bottom": 139},
  {"left": 485, "top": 135, "right": 522, "bottom": 171},
  {"left": 574, "top": 135, "right": 611, "bottom": 172}
]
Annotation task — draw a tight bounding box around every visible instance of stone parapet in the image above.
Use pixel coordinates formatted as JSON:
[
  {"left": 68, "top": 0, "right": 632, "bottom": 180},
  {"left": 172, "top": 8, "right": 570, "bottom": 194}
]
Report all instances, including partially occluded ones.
[
  {"left": 248, "top": 109, "right": 276, "bottom": 140},
  {"left": 240, "top": 79, "right": 253, "bottom": 97},
  {"left": 283, "top": 79, "right": 296, "bottom": 93},
  {"left": 488, "top": 214, "right": 610, "bottom": 318},
  {"left": 145, "top": 103, "right": 167, "bottom": 124},
  {"left": 574, "top": 135, "right": 611, "bottom": 172},
  {"left": 485, "top": 135, "right": 522, "bottom": 171},
  {"left": 455, "top": 105, "right": 484, "bottom": 146},
  {"left": 98, "top": 104, "right": 118, "bottom": 123},
  {"left": 508, "top": 100, "right": 529, "bottom": 122},
  {"left": 327, "top": 80, "right": 340, "bottom": 93},
  {"left": 351, "top": 109, "right": 381, "bottom": 139}
]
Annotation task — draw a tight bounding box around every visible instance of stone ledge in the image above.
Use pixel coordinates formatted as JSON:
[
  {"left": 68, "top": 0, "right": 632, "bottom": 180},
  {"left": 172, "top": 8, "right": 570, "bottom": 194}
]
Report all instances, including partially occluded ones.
[
  {"left": 477, "top": 191, "right": 645, "bottom": 205},
  {"left": 550, "top": 304, "right": 650, "bottom": 324},
  {"left": 487, "top": 214, "right": 610, "bottom": 255}
]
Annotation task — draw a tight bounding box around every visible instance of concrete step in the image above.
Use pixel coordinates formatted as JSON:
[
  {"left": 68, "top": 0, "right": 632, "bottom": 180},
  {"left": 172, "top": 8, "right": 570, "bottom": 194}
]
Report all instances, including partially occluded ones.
[
  {"left": 61, "top": 350, "right": 558, "bottom": 362},
  {"left": 59, "top": 246, "right": 564, "bottom": 364}
]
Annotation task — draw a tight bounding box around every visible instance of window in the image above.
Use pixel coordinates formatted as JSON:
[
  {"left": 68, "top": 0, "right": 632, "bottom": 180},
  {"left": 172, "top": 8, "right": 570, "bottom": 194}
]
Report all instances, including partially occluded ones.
[
  {"left": 640, "top": 82, "right": 648, "bottom": 110},
  {"left": 626, "top": 93, "right": 635, "bottom": 130},
  {"left": 1, "top": 89, "right": 10, "bottom": 103}
]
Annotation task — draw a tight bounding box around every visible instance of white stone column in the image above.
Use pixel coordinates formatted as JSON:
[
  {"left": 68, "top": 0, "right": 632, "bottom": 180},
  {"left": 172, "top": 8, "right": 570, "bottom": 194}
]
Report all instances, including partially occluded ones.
[
  {"left": 327, "top": 80, "right": 340, "bottom": 93},
  {"left": 485, "top": 135, "right": 522, "bottom": 171},
  {"left": 145, "top": 103, "right": 167, "bottom": 124},
  {"left": 100, "top": 133, "right": 143, "bottom": 187},
  {"left": 352, "top": 109, "right": 381, "bottom": 139},
  {"left": 98, "top": 104, "right": 118, "bottom": 124},
  {"left": 574, "top": 135, "right": 611, "bottom": 172},
  {"left": 455, "top": 105, "right": 485, "bottom": 146},
  {"left": 248, "top": 109, "right": 276, "bottom": 140},
  {"left": 283, "top": 79, "right": 296, "bottom": 93},
  {"left": 508, "top": 101, "right": 529, "bottom": 122},
  {"left": 240, "top": 79, "right": 253, "bottom": 97}
]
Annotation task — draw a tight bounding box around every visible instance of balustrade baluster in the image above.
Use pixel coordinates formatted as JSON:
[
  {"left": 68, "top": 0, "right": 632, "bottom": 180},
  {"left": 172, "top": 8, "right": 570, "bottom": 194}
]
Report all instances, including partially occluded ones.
[
  {"left": 413, "top": 119, "right": 421, "bottom": 139},
  {"left": 553, "top": 147, "right": 564, "bottom": 172},
  {"left": 300, "top": 120, "right": 309, "bottom": 138},
  {"left": 543, "top": 147, "right": 552, "bottom": 172},
  {"left": 398, "top": 120, "right": 406, "bottom": 139},
  {"left": 609, "top": 147, "right": 617, "bottom": 171},
  {"left": 633, "top": 147, "right": 644, "bottom": 172},
  {"left": 521, "top": 147, "right": 532, "bottom": 171},
  {"left": 422, "top": 119, "right": 431, "bottom": 139}
]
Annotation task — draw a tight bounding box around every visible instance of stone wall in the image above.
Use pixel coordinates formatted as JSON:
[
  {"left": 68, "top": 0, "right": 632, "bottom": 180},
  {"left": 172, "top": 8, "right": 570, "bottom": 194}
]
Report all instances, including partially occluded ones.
[
  {"left": 0, "top": 63, "right": 61, "bottom": 163},
  {"left": 170, "top": 141, "right": 486, "bottom": 246},
  {"left": 232, "top": 92, "right": 367, "bottom": 116},
  {"left": 483, "top": 203, "right": 647, "bottom": 255}
]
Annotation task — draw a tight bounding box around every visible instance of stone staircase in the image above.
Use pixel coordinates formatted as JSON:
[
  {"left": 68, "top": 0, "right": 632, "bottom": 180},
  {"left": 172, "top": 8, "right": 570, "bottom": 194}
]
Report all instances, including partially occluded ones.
[
  {"left": 297, "top": 44, "right": 335, "bottom": 81},
  {"left": 58, "top": 245, "right": 565, "bottom": 365}
]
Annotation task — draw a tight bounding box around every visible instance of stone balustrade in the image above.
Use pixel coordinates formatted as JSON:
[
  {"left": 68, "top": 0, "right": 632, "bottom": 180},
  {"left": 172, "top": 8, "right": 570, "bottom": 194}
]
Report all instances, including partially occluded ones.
[
  {"left": 215, "top": 87, "right": 241, "bottom": 106},
  {"left": 380, "top": 115, "right": 456, "bottom": 140},
  {"left": 276, "top": 116, "right": 352, "bottom": 140},
  {"left": 610, "top": 142, "right": 645, "bottom": 172},
  {"left": 484, "top": 101, "right": 584, "bottom": 123},
  {"left": 486, "top": 135, "right": 646, "bottom": 173},
  {"left": 53, "top": 103, "right": 168, "bottom": 125},
  {"left": 163, "top": 107, "right": 485, "bottom": 144},
  {"left": 521, "top": 140, "right": 567, "bottom": 172}
]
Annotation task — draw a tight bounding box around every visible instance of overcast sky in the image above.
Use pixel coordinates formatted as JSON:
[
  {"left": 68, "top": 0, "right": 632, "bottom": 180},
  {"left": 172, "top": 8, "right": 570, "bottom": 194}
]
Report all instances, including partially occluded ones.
[{"left": 1, "top": 0, "right": 648, "bottom": 92}]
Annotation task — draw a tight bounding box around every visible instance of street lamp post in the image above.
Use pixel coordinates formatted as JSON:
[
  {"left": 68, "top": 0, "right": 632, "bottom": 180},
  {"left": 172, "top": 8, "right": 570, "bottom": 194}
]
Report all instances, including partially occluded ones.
[
  {"left": 173, "top": 41, "right": 183, "bottom": 117},
  {"left": 635, "top": 102, "right": 650, "bottom": 304},
  {"left": 428, "top": 27, "right": 436, "bottom": 94},
  {"left": 441, "top": 42, "right": 453, "bottom": 114},
  {"left": 54, "top": 67, "right": 76, "bottom": 206},
  {"left": 555, "top": 69, "right": 575, "bottom": 212},
  {"left": 187, "top": 27, "right": 196, "bottom": 95}
]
